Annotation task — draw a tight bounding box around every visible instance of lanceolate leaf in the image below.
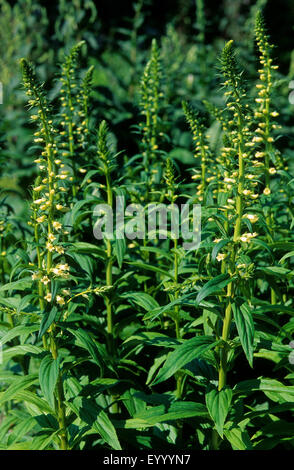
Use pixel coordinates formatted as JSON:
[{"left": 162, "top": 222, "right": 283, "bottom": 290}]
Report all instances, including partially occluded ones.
[
  {"left": 232, "top": 302, "right": 255, "bottom": 367},
  {"left": 121, "top": 292, "right": 160, "bottom": 311},
  {"left": 0, "top": 278, "right": 32, "bottom": 293},
  {"left": 143, "top": 292, "right": 198, "bottom": 321},
  {"left": 152, "top": 336, "right": 219, "bottom": 385},
  {"left": 279, "top": 250, "right": 294, "bottom": 263},
  {"left": 39, "top": 307, "right": 58, "bottom": 339},
  {"left": 68, "top": 242, "right": 106, "bottom": 259},
  {"left": 195, "top": 274, "right": 232, "bottom": 305},
  {"left": 68, "top": 397, "right": 121, "bottom": 450},
  {"left": 126, "top": 261, "right": 175, "bottom": 279},
  {"left": 115, "top": 236, "right": 126, "bottom": 268},
  {"left": 39, "top": 354, "right": 60, "bottom": 409},
  {"left": 0, "top": 324, "right": 39, "bottom": 345},
  {"left": 0, "top": 375, "right": 38, "bottom": 407},
  {"left": 234, "top": 378, "right": 294, "bottom": 403},
  {"left": 13, "top": 390, "right": 54, "bottom": 414},
  {"left": 223, "top": 424, "right": 253, "bottom": 450},
  {"left": 211, "top": 239, "right": 230, "bottom": 262},
  {"left": 205, "top": 386, "right": 232, "bottom": 437},
  {"left": 257, "top": 266, "right": 293, "bottom": 278},
  {"left": 68, "top": 327, "right": 106, "bottom": 372},
  {"left": 2, "top": 345, "right": 42, "bottom": 362},
  {"left": 121, "top": 401, "right": 208, "bottom": 428}
]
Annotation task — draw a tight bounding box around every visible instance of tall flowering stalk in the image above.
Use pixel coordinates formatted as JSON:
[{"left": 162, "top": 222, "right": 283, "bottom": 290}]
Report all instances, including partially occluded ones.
[
  {"left": 80, "top": 64, "right": 94, "bottom": 132},
  {"left": 96, "top": 120, "right": 121, "bottom": 414},
  {"left": 254, "top": 12, "right": 280, "bottom": 228},
  {"left": 138, "top": 39, "right": 164, "bottom": 291},
  {"left": 96, "top": 121, "right": 115, "bottom": 346},
  {"left": 59, "top": 41, "right": 85, "bottom": 197},
  {"left": 163, "top": 160, "right": 180, "bottom": 332},
  {"left": 254, "top": 12, "right": 282, "bottom": 304},
  {"left": 195, "top": 40, "right": 259, "bottom": 449},
  {"left": 164, "top": 158, "right": 184, "bottom": 398},
  {"left": 21, "top": 58, "right": 69, "bottom": 450},
  {"left": 182, "top": 101, "right": 214, "bottom": 203},
  {"left": 139, "top": 39, "right": 162, "bottom": 182},
  {"left": 217, "top": 41, "right": 249, "bottom": 391}
]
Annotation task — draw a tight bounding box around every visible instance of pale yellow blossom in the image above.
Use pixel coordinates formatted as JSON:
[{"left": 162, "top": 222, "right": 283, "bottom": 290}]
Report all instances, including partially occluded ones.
[
  {"left": 56, "top": 295, "right": 65, "bottom": 306},
  {"left": 53, "top": 221, "right": 62, "bottom": 230},
  {"left": 41, "top": 276, "right": 50, "bottom": 285}
]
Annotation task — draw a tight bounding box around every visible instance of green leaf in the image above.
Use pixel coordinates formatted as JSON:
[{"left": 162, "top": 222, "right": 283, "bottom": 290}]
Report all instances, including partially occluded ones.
[
  {"left": 258, "top": 266, "right": 293, "bottom": 278},
  {"left": 121, "top": 292, "right": 160, "bottom": 311},
  {"left": 152, "top": 336, "right": 219, "bottom": 385},
  {"left": 39, "top": 354, "right": 60, "bottom": 408},
  {"left": 143, "top": 291, "right": 197, "bottom": 321},
  {"left": 223, "top": 424, "right": 253, "bottom": 450},
  {"left": 70, "top": 198, "right": 100, "bottom": 226},
  {"left": 205, "top": 386, "right": 232, "bottom": 437},
  {"left": 0, "top": 416, "right": 18, "bottom": 445},
  {"left": 14, "top": 390, "right": 54, "bottom": 414},
  {"left": 2, "top": 345, "right": 42, "bottom": 362},
  {"left": 259, "top": 379, "right": 294, "bottom": 403},
  {"left": 115, "top": 237, "right": 126, "bottom": 268},
  {"left": 142, "top": 401, "right": 208, "bottom": 422},
  {"left": 168, "top": 147, "right": 195, "bottom": 165},
  {"left": 232, "top": 302, "right": 255, "bottom": 367},
  {"left": 203, "top": 308, "right": 219, "bottom": 335},
  {"left": 21, "top": 432, "right": 58, "bottom": 450},
  {"left": 68, "top": 242, "right": 106, "bottom": 259},
  {"left": 68, "top": 327, "right": 105, "bottom": 372},
  {"left": 279, "top": 251, "right": 294, "bottom": 263},
  {"left": 93, "top": 409, "right": 122, "bottom": 450},
  {"left": 68, "top": 397, "right": 122, "bottom": 450},
  {"left": 122, "top": 401, "right": 208, "bottom": 428},
  {"left": 0, "top": 324, "right": 39, "bottom": 345},
  {"left": 0, "top": 375, "right": 38, "bottom": 407},
  {"left": 69, "top": 252, "right": 95, "bottom": 279},
  {"left": 7, "top": 417, "right": 36, "bottom": 446},
  {"left": 39, "top": 307, "right": 58, "bottom": 339},
  {"left": 140, "top": 246, "right": 173, "bottom": 262},
  {"left": 254, "top": 303, "right": 294, "bottom": 317},
  {"left": 0, "top": 278, "right": 32, "bottom": 293},
  {"left": 124, "top": 331, "right": 179, "bottom": 348},
  {"left": 126, "top": 261, "right": 174, "bottom": 279},
  {"left": 234, "top": 378, "right": 294, "bottom": 403},
  {"left": 211, "top": 239, "right": 230, "bottom": 262},
  {"left": 146, "top": 354, "right": 167, "bottom": 385},
  {"left": 195, "top": 274, "right": 231, "bottom": 305}
]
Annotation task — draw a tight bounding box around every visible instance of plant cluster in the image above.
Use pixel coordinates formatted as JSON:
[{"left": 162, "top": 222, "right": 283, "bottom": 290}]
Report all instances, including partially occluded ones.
[{"left": 0, "top": 4, "right": 294, "bottom": 452}]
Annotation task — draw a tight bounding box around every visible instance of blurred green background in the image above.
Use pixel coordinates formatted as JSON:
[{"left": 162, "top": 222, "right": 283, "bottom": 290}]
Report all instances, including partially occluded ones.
[{"left": 1, "top": 0, "right": 294, "bottom": 205}]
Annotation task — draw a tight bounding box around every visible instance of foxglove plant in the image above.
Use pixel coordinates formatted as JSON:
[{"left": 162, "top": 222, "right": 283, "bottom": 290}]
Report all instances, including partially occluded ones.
[
  {"left": 21, "top": 58, "right": 70, "bottom": 449},
  {"left": 0, "top": 9, "right": 293, "bottom": 452}
]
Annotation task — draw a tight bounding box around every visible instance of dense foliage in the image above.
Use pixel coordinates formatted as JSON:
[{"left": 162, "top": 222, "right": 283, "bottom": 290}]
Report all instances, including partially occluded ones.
[{"left": 0, "top": 0, "right": 294, "bottom": 451}]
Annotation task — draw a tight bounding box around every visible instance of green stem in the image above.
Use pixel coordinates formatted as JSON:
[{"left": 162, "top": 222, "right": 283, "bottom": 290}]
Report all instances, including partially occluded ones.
[
  {"left": 38, "top": 98, "right": 68, "bottom": 448},
  {"left": 218, "top": 107, "right": 244, "bottom": 392},
  {"left": 200, "top": 143, "right": 206, "bottom": 195},
  {"left": 104, "top": 170, "right": 119, "bottom": 414},
  {"left": 50, "top": 331, "right": 69, "bottom": 450},
  {"left": 218, "top": 283, "right": 233, "bottom": 391},
  {"left": 212, "top": 429, "right": 220, "bottom": 450},
  {"left": 263, "top": 60, "right": 277, "bottom": 304},
  {"left": 173, "top": 229, "right": 183, "bottom": 399},
  {"left": 105, "top": 171, "right": 113, "bottom": 341}
]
